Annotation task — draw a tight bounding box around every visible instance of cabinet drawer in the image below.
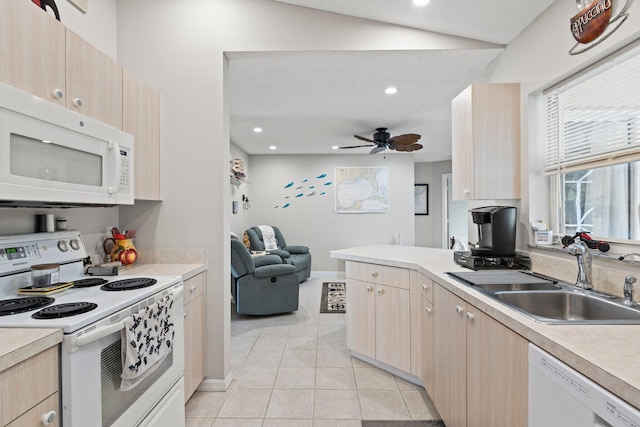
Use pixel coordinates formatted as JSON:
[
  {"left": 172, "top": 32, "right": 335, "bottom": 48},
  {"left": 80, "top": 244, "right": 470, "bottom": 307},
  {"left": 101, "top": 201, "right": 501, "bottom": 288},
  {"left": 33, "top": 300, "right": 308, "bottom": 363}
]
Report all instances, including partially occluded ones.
[
  {"left": 6, "top": 392, "right": 59, "bottom": 427},
  {"left": 345, "top": 262, "right": 410, "bottom": 289},
  {"left": 0, "top": 346, "right": 58, "bottom": 426},
  {"left": 418, "top": 273, "right": 434, "bottom": 303},
  {"left": 184, "top": 273, "right": 206, "bottom": 306}
]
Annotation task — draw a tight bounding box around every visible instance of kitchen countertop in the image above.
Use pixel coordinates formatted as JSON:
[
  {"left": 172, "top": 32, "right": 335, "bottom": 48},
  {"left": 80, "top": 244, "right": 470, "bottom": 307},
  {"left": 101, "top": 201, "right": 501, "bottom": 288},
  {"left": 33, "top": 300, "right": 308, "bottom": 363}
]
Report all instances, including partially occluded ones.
[
  {"left": 120, "top": 263, "right": 207, "bottom": 281},
  {"left": 331, "top": 244, "right": 640, "bottom": 410},
  {"left": 0, "top": 328, "right": 62, "bottom": 372}
]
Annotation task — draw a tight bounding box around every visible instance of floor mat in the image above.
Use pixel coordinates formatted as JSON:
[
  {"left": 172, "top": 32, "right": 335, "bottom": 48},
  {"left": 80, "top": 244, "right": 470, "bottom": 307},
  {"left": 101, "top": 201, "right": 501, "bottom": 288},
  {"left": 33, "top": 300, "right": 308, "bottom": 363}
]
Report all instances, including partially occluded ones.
[
  {"left": 361, "top": 421, "right": 445, "bottom": 427},
  {"left": 320, "top": 281, "right": 346, "bottom": 313}
]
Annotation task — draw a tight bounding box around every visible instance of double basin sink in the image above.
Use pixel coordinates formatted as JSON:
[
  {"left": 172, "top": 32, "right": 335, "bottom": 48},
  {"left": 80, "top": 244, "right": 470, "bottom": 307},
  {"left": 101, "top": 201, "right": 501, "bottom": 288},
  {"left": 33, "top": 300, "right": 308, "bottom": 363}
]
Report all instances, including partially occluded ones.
[{"left": 448, "top": 271, "right": 640, "bottom": 324}]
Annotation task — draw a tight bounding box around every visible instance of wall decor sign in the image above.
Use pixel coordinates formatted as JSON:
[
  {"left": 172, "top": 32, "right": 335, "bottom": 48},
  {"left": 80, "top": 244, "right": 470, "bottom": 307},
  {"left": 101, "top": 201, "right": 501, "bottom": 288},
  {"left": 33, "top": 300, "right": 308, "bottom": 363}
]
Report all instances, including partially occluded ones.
[{"left": 569, "top": 0, "right": 633, "bottom": 55}]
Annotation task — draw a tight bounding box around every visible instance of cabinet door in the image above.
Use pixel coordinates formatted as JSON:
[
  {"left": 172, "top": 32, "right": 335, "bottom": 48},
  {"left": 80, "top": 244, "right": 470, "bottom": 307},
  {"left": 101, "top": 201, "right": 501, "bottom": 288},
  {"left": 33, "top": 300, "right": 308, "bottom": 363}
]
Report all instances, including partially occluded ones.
[
  {"left": 66, "top": 29, "right": 123, "bottom": 128},
  {"left": 375, "top": 284, "right": 410, "bottom": 372},
  {"left": 0, "top": 0, "right": 65, "bottom": 105},
  {"left": 345, "top": 278, "right": 375, "bottom": 359},
  {"left": 420, "top": 295, "right": 434, "bottom": 396},
  {"left": 184, "top": 274, "right": 206, "bottom": 401},
  {"left": 434, "top": 285, "right": 467, "bottom": 427},
  {"left": 451, "top": 85, "right": 474, "bottom": 200},
  {"left": 466, "top": 308, "right": 528, "bottom": 427},
  {"left": 123, "top": 68, "right": 161, "bottom": 200}
]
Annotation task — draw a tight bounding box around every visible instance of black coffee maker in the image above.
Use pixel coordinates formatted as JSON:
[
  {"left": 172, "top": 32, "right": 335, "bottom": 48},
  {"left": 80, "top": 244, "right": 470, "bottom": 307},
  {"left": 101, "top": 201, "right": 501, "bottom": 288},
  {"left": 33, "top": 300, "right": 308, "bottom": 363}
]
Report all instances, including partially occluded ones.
[{"left": 470, "top": 206, "right": 517, "bottom": 257}]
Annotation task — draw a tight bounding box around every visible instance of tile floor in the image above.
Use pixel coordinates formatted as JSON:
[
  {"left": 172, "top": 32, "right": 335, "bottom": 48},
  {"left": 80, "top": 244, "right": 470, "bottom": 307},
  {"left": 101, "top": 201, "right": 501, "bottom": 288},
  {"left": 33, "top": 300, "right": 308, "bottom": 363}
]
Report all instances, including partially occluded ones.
[{"left": 185, "top": 273, "right": 440, "bottom": 426}]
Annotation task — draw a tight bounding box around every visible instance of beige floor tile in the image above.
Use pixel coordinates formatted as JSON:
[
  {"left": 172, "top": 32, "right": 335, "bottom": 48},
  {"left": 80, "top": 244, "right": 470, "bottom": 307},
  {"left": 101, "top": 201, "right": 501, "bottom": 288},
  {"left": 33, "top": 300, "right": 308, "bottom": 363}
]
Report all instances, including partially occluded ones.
[
  {"left": 314, "top": 389, "right": 362, "bottom": 419},
  {"left": 260, "top": 325, "right": 292, "bottom": 336},
  {"left": 211, "top": 419, "right": 262, "bottom": 427},
  {"left": 274, "top": 367, "right": 317, "bottom": 389},
  {"left": 243, "top": 349, "right": 283, "bottom": 367},
  {"left": 185, "top": 391, "right": 227, "bottom": 418},
  {"left": 280, "top": 349, "right": 317, "bottom": 368},
  {"left": 253, "top": 335, "right": 288, "bottom": 352},
  {"left": 286, "top": 336, "right": 318, "bottom": 351},
  {"left": 315, "top": 367, "right": 357, "bottom": 389},
  {"left": 263, "top": 419, "right": 313, "bottom": 427},
  {"left": 316, "top": 349, "right": 353, "bottom": 368},
  {"left": 266, "top": 389, "right": 315, "bottom": 418},
  {"left": 402, "top": 390, "right": 439, "bottom": 420},
  {"left": 313, "top": 420, "right": 361, "bottom": 427},
  {"left": 232, "top": 366, "right": 278, "bottom": 389},
  {"left": 318, "top": 313, "right": 346, "bottom": 325},
  {"left": 231, "top": 335, "right": 258, "bottom": 349},
  {"left": 289, "top": 324, "right": 319, "bottom": 337},
  {"left": 230, "top": 347, "right": 251, "bottom": 369},
  {"left": 354, "top": 367, "right": 399, "bottom": 390},
  {"left": 318, "top": 323, "right": 346, "bottom": 337},
  {"left": 317, "top": 336, "right": 347, "bottom": 352},
  {"left": 359, "top": 389, "right": 411, "bottom": 420},
  {"left": 186, "top": 419, "right": 214, "bottom": 427},
  {"left": 216, "top": 389, "right": 272, "bottom": 418}
]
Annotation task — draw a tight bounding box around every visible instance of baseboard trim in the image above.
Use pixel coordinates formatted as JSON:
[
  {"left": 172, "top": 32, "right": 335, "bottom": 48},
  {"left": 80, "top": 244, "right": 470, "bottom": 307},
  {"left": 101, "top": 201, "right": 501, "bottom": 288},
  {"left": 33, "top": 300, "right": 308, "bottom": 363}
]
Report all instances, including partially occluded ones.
[
  {"left": 197, "top": 372, "right": 234, "bottom": 392},
  {"left": 351, "top": 351, "right": 423, "bottom": 387}
]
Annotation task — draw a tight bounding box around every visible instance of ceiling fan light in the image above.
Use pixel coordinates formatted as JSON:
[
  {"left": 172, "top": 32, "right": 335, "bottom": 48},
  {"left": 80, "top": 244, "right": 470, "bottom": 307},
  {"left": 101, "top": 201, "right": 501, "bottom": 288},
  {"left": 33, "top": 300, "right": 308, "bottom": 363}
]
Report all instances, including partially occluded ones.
[
  {"left": 269, "top": 145, "right": 277, "bottom": 150},
  {"left": 253, "top": 127, "right": 263, "bottom": 133},
  {"left": 385, "top": 87, "right": 398, "bottom": 95},
  {"left": 413, "top": 0, "right": 430, "bottom": 6}
]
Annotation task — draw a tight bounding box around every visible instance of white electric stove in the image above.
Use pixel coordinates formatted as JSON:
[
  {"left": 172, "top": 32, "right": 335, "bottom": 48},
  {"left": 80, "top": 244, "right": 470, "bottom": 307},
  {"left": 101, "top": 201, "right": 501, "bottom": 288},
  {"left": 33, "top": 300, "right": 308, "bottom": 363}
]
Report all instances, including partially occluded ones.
[{"left": 0, "top": 231, "right": 186, "bottom": 427}]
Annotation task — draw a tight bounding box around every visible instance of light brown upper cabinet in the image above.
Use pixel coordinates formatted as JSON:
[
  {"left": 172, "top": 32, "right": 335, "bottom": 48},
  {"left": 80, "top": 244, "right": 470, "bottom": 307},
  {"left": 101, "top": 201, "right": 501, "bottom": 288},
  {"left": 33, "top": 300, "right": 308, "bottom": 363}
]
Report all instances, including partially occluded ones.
[
  {"left": 123, "top": 68, "right": 162, "bottom": 200},
  {"left": 66, "top": 30, "right": 122, "bottom": 129},
  {"left": 0, "top": 0, "right": 66, "bottom": 104},
  {"left": 451, "top": 83, "right": 521, "bottom": 200}
]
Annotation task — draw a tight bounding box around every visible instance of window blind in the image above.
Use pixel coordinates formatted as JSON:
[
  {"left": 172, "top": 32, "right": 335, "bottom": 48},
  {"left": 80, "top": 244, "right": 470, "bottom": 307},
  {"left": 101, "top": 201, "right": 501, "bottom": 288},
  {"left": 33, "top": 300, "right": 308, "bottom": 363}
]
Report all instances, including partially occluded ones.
[{"left": 545, "top": 48, "right": 640, "bottom": 174}]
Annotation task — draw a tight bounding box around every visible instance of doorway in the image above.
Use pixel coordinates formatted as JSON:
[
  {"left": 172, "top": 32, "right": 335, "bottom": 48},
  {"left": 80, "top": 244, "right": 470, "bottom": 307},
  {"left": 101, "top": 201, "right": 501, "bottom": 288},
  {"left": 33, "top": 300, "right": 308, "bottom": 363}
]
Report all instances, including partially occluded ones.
[{"left": 442, "top": 173, "right": 468, "bottom": 250}]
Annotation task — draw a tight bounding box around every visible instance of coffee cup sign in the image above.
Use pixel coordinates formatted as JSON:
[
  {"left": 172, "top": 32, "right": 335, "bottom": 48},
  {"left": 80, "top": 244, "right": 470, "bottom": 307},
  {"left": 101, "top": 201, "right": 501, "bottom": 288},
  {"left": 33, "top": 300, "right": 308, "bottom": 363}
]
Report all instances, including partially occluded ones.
[{"left": 569, "top": 0, "right": 633, "bottom": 55}]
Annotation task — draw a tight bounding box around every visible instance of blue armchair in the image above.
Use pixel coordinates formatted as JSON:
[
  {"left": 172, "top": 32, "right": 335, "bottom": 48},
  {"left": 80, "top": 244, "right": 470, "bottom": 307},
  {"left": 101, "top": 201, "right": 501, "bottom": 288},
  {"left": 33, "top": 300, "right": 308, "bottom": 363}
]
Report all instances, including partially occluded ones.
[
  {"left": 230, "top": 236, "right": 299, "bottom": 315},
  {"left": 245, "top": 225, "right": 311, "bottom": 283}
]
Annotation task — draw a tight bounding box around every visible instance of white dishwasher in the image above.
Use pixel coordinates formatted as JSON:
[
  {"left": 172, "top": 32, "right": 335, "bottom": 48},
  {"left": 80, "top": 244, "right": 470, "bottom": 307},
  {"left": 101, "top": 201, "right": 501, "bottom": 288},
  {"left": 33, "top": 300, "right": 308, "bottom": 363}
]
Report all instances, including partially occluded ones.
[{"left": 529, "top": 344, "right": 640, "bottom": 427}]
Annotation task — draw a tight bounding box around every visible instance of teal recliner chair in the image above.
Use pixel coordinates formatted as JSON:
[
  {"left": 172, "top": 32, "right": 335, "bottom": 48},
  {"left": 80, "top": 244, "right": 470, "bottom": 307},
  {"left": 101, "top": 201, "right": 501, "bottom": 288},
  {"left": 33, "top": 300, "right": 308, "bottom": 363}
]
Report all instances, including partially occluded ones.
[
  {"left": 230, "top": 236, "right": 299, "bottom": 315},
  {"left": 245, "top": 225, "right": 312, "bottom": 283}
]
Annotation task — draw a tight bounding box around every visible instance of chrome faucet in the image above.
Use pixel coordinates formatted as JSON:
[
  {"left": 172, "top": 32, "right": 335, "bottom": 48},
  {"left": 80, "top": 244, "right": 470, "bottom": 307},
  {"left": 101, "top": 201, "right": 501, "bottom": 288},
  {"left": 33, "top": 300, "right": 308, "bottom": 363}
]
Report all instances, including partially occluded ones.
[
  {"left": 567, "top": 241, "right": 593, "bottom": 290},
  {"left": 622, "top": 275, "right": 638, "bottom": 306}
]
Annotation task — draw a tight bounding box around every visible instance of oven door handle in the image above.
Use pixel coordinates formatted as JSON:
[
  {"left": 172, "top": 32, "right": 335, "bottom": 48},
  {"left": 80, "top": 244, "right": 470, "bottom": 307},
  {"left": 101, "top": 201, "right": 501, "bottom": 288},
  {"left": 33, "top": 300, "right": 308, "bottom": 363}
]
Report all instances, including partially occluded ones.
[{"left": 70, "top": 285, "right": 184, "bottom": 351}]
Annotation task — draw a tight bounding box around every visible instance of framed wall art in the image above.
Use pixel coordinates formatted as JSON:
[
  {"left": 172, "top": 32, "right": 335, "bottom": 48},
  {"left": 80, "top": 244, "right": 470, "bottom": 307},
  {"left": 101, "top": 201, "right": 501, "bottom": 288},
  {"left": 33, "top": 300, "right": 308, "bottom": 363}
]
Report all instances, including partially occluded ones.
[{"left": 414, "top": 184, "right": 428, "bottom": 215}]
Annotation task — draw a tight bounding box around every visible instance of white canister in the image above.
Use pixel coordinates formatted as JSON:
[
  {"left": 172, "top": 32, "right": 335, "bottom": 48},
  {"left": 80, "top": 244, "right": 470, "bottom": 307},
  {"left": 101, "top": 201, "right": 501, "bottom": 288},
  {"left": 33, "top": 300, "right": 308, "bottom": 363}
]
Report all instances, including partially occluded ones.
[{"left": 534, "top": 230, "right": 559, "bottom": 245}]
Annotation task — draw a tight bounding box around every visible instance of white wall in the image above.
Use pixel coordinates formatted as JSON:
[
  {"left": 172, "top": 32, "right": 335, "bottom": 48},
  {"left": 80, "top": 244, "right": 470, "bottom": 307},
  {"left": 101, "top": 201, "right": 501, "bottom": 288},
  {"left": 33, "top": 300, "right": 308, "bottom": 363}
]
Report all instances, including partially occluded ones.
[
  {"left": 249, "top": 154, "right": 415, "bottom": 271},
  {"left": 414, "top": 160, "right": 451, "bottom": 248},
  {"left": 115, "top": 0, "right": 498, "bottom": 384}
]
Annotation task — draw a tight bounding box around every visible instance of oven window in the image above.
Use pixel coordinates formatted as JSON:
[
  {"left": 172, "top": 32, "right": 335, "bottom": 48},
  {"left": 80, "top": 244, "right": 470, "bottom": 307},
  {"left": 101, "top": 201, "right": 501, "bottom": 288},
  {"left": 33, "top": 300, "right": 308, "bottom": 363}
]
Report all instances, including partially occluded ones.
[
  {"left": 10, "top": 133, "right": 103, "bottom": 186},
  {"left": 101, "top": 339, "right": 174, "bottom": 426}
]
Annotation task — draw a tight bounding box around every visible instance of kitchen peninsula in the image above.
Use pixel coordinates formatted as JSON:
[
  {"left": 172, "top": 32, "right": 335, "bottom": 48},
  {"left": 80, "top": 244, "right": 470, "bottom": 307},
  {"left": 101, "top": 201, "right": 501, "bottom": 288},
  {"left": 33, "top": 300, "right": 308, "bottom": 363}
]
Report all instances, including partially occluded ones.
[{"left": 331, "top": 245, "right": 640, "bottom": 417}]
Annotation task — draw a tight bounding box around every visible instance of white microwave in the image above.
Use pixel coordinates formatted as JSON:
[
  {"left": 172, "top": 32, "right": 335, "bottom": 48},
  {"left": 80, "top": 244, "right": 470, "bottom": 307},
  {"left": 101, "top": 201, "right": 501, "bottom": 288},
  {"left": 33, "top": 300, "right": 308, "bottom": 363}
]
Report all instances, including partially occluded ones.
[{"left": 0, "top": 82, "right": 134, "bottom": 207}]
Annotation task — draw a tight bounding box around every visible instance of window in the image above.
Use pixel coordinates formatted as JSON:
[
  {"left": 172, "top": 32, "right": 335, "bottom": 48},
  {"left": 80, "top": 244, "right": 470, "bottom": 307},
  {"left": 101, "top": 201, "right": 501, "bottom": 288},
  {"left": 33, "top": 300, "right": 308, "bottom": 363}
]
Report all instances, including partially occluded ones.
[{"left": 545, "top": 44, "right": 640, "bottom": 242}]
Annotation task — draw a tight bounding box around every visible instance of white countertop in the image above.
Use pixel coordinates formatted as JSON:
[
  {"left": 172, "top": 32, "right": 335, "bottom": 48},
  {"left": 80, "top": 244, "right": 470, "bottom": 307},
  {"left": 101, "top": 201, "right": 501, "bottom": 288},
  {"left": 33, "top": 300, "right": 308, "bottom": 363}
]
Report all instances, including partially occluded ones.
[
  {"left": 331, "top": 244, "right": 640, "bottom": 409},
  {"left": 0, "top": 328, "right": 62, "bottom": 372}
]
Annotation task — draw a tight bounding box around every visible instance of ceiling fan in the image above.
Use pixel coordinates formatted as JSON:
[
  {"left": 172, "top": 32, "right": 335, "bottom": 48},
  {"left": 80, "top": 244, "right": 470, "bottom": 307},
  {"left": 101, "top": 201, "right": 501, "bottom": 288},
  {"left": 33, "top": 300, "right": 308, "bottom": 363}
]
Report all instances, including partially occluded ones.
[{"left": 338, "top": 127, "right": 423, "bottom": 154}]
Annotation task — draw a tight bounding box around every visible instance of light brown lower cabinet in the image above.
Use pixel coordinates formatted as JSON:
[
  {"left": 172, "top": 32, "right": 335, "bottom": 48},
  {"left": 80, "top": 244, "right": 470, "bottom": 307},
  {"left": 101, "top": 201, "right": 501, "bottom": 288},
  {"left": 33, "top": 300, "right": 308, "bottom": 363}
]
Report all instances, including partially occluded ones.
[
  {"left": 1, "top": 346, "right": 59, "bottom": 427},
  {"left": 433, "top": 284, "right": 528, "bottom": 427},
  {"left": 184, "top": 272, "right": 206, "bottom": 402}
]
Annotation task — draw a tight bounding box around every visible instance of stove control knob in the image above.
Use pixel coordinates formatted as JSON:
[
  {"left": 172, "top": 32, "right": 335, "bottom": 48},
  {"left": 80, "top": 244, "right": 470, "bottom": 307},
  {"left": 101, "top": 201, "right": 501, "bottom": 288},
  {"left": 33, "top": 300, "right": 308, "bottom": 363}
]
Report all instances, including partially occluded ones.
[
  {"left": 41, "top": 410, "right": 56, "bottom": 425},
  {"left": 70, "top": 239, "right": 81, "bottom": 250},
  {"left": 57, "top": 240, "right": 69, "bottom": 252}
]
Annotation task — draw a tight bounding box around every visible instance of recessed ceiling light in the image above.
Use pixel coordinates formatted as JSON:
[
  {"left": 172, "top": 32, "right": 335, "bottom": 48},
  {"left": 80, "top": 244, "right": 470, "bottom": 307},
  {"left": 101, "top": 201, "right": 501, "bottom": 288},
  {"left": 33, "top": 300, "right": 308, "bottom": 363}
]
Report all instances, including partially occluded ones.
[
  {"left": 385, "top": 87, "right": 398, "bottom": 95},
  {"left": 253, "top": 127, "right": 263, "bottom": 133},
  {"left": 413, "top": 0, "right": 430, "bottom": 6},
  {"left": 269, "top": 146, "right": 277, "bottom": 150},
  {"left": 332, "top": 145, "right": 340, "bottom": 150}
]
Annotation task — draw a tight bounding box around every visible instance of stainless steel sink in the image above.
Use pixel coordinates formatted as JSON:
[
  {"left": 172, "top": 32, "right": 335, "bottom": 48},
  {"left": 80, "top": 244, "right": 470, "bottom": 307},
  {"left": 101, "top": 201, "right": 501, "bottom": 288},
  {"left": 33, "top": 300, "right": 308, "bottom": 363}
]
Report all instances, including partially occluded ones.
[
  {"left": 473, "top": 282, "right": 562, "bottom": 292},
  {"left": 494, "top": 290, "right": 640, "bottom": 324}
]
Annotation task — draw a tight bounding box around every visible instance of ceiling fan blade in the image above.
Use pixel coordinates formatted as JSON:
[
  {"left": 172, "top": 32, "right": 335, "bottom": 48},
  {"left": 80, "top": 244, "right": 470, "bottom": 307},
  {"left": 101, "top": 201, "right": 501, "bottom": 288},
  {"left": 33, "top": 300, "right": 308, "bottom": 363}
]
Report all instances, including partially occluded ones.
[
  {"left": 391, "top": 143, "right": 423, "bottom": 152},
  {"left": 338, "top": 144, "right": 375, "bottom": 149},
  {"left": 387, "top": 134, "right": 421, "bottom": 145},
  {"left": 354, "top": 135, "right": 375, "bottom": 143},
  {"left": 369, "top": 145, "right": 387, "bottom": 154}
]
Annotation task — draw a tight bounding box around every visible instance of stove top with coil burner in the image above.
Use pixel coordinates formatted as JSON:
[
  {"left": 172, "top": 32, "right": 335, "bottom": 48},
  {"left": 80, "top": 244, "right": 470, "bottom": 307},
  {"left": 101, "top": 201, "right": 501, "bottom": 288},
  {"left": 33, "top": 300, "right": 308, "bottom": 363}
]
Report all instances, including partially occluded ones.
[
  {"left": 71, "top": 278, "right": 108, "bottom": 288},
  {"left": 0, "top": 296, "right": 54, "bottom": 316},
  {"left": 31, "top": 302, "right": 98, "bottom": 319},
  {"left": 454, "top": 251, "right": 531, "bottom": 271},
  {"left": 101, "top": 277, "right": 157, "bottom": 291}
]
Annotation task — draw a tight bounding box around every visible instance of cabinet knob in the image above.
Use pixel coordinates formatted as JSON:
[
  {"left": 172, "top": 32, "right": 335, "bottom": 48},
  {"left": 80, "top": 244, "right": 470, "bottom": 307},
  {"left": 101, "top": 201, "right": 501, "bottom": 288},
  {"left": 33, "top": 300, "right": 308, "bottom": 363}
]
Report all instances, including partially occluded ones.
[
  {"left": 191, "top": 285, "right": 197, "bottom": 293},
  {"left": 466, "top": 312, "right": 474, "bottom": 321},
  {"left": 73, "top": 97, "right": 83, "bottom": 107},
  {"left": 371, "top": 271, "right": 379, "bottom": 278},
  {"left": 463, "top": 189, "right": 470, "bottom": 194},
  {"left": 376, "top": 288, "right": 383, "bottom": 295},
  {"left": 422, "top": 284, "right": 428, "bottom": 291},
  {"left": 426, "top": 307, "right": 432, "bottom": 314},
  {"left": 52, "top": 88, "right": 63, "bottom": 98},
  {"left": 455, "top": 305, "right": 463, "bottom": 314},
  {"left": 365, "top": 286, "right": 372, "bottom": 292},
  {"left": 41, "top": 410, "right": 56, "bottom": 426}
]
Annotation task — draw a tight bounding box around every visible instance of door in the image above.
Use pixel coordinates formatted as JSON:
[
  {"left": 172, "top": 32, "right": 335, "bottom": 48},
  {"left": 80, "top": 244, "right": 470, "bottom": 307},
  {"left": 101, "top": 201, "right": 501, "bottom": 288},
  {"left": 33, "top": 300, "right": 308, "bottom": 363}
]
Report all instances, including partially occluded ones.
[
  {"left": 345, "top": 279, "right": 375, "bottom": 358},
  {"left": 442, "top": 173, "right": 469, "bottom": 249},
  {"left": 374, "top": 284, "right": 410, "bottom": 372}
]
